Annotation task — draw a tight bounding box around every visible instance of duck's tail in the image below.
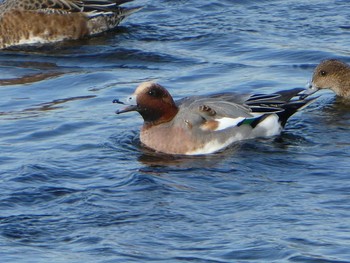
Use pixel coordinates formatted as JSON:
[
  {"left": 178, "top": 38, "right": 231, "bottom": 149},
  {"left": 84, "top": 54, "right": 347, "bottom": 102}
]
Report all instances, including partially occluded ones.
[
  {"left": 245, "top": 88, "right": 317, "bottom": 128},
  {"left": 275, "top": 88, "right": 317, "bottom": 127},
  {"left": 86, "top": 0, "right": 142, "bottom": 35},
  {"left": 85, "top": 0, "right": 143, "bottom": 17}
]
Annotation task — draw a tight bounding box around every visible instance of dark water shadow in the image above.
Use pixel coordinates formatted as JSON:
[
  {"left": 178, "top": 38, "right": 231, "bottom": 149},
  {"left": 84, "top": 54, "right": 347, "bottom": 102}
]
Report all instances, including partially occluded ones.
[
  {"left": 137, "top": 144, "right": 242, "bottom": 168},
  {"left": 310, "top": 96, "right": 350, "bottom": 125},
  {"left": 328, "top": 96, "right": 350, "bottom": 111}
]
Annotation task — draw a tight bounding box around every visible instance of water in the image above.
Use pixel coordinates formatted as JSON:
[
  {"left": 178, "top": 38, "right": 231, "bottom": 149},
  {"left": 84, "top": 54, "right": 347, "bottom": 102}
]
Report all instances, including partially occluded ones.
[{"left": 1, "top": 0, "right": 350, "bottom": 262}]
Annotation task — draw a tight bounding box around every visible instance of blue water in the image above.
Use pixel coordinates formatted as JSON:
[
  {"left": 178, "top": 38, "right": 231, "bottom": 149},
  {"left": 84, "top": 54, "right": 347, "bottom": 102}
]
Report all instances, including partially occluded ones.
[{"left": 1, "top": 0, "right": 350, "bottom": 262}]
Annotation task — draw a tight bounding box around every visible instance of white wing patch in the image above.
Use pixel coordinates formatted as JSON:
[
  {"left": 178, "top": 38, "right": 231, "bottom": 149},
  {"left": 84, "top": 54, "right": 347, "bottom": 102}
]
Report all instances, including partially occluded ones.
[
  {"left": 186, "top": 114, "right": 283, "bottom": 155},
  {"left": 215, "top": 117, "right": 246, "bottom": 131}
]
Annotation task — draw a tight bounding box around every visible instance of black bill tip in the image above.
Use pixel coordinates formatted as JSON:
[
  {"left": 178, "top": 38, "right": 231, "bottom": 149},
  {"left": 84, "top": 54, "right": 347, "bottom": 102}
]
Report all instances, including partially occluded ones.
[{"left": 113, "top": 99, "right": 124, "bottom": 104}]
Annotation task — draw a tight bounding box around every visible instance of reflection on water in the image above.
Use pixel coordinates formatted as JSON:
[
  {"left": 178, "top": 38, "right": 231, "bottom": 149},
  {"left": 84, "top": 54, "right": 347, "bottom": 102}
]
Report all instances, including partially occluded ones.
[
  {"left": 0, "top": 95, "right": 96, "bottom": 120},
  {"left": 0, "top": 61, "right": 58, "bottom": 70},
  {"left": 138, "top": 144, "right": 242, "bottom": 168},
  {"left": 0, "top": 60, "right": 64, "bottom": 85},
  {"left": 26, "top": 95, "right": 97, "bottom": 112},
  {"left": 0, "top": 72, "right": 65, "bottom": 86}
]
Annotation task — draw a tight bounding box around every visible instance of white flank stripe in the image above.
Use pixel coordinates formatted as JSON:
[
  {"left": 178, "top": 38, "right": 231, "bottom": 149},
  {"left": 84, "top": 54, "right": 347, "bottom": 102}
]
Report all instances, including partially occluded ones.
[
  {"left": 17, "top": 32, "right": 65, "bottom": 46},
  {"left": 252, "top": 114, "right": 282, "bottom": 137}
]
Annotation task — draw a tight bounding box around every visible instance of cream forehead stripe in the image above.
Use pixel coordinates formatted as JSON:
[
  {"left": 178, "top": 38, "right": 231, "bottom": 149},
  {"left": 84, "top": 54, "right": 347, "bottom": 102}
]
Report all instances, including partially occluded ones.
[{"left": 134, "top": 81, "right": 156, "bottom": 95}]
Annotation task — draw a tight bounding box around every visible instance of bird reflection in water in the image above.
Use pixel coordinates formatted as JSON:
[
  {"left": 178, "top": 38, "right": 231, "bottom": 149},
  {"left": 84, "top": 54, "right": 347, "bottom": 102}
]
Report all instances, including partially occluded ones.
[{"left": 0, "top": 60, "right": 63, "bottom": 85}]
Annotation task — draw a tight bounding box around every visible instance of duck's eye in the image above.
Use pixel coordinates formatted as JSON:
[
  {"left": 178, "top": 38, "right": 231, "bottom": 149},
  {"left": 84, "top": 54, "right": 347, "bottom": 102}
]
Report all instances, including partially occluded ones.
[
  {"left": 148, "top": 88, "right": 161, "bottom": 97},
  {"left": 320, "top": 70, "right": 327, "bottom": 76},
  {"left": 148, "top": 90, "right": 155, "bottom": 96}
]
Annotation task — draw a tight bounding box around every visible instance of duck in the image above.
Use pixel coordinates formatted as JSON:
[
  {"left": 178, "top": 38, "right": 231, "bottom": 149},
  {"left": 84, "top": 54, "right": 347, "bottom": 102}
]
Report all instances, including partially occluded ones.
[
  {"left": 113, "top": 82, "right": 314, "bottom": 155},
  {"left": 0, "top": 0, "right": 142, "bottom": 49},
  {"left": 304, "top": 59, "right": 350, "bottom": 98}
]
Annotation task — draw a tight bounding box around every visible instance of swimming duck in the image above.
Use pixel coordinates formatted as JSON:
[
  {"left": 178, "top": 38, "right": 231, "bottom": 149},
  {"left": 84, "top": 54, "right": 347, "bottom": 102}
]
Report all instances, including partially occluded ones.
[
  {"left": 304, "top": 59, "right": 350, "bottom": 98},
  {"left": 0, "top": 0, "right": 142, "bottom": 49},
  {"left": 113, "top": 82, "right": 314, "bottom": 155}
]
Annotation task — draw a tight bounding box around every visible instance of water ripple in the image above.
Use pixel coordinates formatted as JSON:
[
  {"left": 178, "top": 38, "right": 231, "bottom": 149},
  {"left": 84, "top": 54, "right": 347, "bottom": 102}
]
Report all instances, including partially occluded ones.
[{"left": 1, "top": 0, "right": 350, "bottom": 262}]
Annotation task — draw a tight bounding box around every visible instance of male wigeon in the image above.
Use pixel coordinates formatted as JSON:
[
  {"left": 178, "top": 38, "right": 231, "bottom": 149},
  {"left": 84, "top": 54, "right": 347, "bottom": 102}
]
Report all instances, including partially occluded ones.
[
  {"left": 0, "top": 0, "right": 142, "bottom": 49},
  {"left": 113, "top": 82, "right": 314, "bottom": 155},
  {"left": 304, "top": 59, "right": 350, "bottom": 98}
]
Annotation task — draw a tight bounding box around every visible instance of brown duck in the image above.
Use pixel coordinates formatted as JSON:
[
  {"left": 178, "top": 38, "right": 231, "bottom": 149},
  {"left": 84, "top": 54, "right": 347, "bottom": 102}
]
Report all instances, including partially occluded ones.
[{"left": 0, "top": 0, "right": 142, "bottom": 49}]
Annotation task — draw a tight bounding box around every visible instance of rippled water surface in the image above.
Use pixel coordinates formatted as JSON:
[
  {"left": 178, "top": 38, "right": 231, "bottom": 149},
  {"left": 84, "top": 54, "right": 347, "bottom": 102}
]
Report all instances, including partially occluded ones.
[{"left": 1, "top": 0, "right": 350, "bottom": 262}]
